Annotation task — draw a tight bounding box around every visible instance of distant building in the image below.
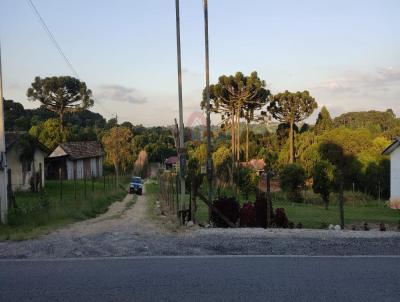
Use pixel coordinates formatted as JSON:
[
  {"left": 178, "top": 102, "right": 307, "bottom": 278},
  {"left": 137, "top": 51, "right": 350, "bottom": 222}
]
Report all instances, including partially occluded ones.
[
  {"left": 382, "top": 138, "right": 400, "bottom": 209},
  {"left": 242, "top": 159, "right": 266, "bottom": 175},
  {"left": 47, "top": 141, "right": 104, "bottom": 180},
  {"left": 5, "top": 132, "right": 48, "bottom": 191},
  {"left": 164, "top": 156, "right": 178, "bottom": 171}
]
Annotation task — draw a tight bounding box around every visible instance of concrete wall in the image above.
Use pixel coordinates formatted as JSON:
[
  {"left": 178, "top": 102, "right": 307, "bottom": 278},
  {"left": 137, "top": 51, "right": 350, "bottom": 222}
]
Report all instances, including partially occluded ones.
[
  {"left": 390, "top": 147, "right": 400, "bottom": 201},
  {"left": 7, "top": 145, "right": 46, "bottom": 191}
]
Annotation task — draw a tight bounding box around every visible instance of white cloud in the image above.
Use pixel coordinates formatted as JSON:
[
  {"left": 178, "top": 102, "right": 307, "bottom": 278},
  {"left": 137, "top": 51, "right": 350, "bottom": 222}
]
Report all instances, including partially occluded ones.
[
  {"left": 95, "top": 84, "right": 147, "bottom": 104},
  {"left": 315, "top": 67, "right": 400, "bottom": 96}
]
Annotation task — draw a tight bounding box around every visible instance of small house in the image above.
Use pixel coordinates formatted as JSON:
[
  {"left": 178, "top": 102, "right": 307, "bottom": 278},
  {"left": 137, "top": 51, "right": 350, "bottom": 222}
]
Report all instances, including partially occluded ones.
[
  {"left": 164, "top": 156, "right": 178, "bottom": 171},
  {"left": 382, "top": 138, "right": 400, "bottom": 209},
  {"left": 5, "top": 132, "right": 48, "bottom": 191},
  {"left": 47, "top": 141, "right": 104, "bottom": 180}
]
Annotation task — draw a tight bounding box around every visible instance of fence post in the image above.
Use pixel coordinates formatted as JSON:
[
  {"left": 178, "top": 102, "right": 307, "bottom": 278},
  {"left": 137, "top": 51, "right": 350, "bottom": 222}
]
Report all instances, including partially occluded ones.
[
  {"left": 91, "top": 174, "right": 94, "bottom": 193},
  {"left": 38, "top": 163, "right": 43, "bottom": 192},
  {"left": 84, "top": 175, "right": 87, "bottom": 200},
  {"left": 59, "top": 168, "right": 63, "bottom": 202},
  {"left": 74, "top": 172, "right": 77, "bottom": 201}
]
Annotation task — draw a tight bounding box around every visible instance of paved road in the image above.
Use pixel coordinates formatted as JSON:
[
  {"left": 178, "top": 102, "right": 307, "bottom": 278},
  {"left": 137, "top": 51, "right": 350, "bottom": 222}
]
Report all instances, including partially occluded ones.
[{"left": 1, "top": 256, "right": 399, "bottom": 302}]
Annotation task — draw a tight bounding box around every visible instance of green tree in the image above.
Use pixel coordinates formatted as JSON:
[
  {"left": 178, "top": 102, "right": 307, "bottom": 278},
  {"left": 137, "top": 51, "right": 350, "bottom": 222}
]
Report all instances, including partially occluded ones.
[
  {"left": 314, "top": 106, "right": 333, "bottom": 134},
  {"left": 29, "top": 118, "right": 69, "bottom": 150},
  {"left": 212, "top": 145, "right": 232, "bottom": 194},
  {"left": 280, "top": 164, "right": 306, "bottom": 203},
  {"left": 312, "top": 160, "right": 334, "bottom": 209},
  {"left": 201, "top": 71, "right": 270, "bottom": 163},
  {"left": 27, "top": 76, "right": 94, "bottom": 132},
  {"left": 102, "top": 126, "right": 134, "bottom": 186},
  {"left": 268, "top": 90, "right": 317, "bottom": 163}
]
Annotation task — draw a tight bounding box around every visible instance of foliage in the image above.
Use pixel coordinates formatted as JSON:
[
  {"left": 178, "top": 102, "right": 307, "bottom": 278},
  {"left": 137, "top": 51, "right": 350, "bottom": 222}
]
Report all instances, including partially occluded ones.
[
  {"left": 314, "top": 106, "right": 333, "bottom": 134},
  {"left": 202, "top": 71, "right": 271, "bottom": 162},
  {"left": 102, "top": 126, "right": 135, "bottom": 179},
  {"left": 273, "top": 208, "right": 289, "bottom": 228},
  {"left": 134, "top": 150, "right": 149, "bottom": 178},
  {"left": 27, "top": 76, "right": 94, "bottom": 132},
  {"left": 239, "top": 202, "right": 256, "bottom": 227},
  {"left": 280, "top": 164, "right": 306, "bottom": 203},
  {"left": 212, "top": 145, "right": 232, "bottom": 191},
  {"left": 29, "top": 118, "right": 69, "bottom": 150},
  {"left": 234, "top": 166, "right": 256, "bottom": 199},
  {"left": 210, "top": 197, "right": 240, "bottom": 227},
  {"left": 268, "top": 90, "right": 318, "bottom": 163},
  {"left": 333, "top": 109, "right": 399, "bottom": 133},
  {"left": 312, "top": 160, "right": 334, "bottom": 209}
]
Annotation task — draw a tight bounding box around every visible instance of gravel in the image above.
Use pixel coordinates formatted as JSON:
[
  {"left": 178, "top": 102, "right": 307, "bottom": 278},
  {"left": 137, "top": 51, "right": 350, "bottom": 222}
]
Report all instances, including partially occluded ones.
[{"left": 1, "top": 190, "right": 400, "bottom": 259}]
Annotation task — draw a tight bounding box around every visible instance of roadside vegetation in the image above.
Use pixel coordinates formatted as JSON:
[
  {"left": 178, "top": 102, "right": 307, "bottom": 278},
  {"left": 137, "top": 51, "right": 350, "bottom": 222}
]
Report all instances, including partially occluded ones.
[{"left": 0, "top": 176, "right": 129, "bottom": 240}]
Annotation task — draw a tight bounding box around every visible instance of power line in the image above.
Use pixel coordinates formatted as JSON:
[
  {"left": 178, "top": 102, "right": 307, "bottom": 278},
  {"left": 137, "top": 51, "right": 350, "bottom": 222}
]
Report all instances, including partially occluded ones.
[
  {"left": 26, "top": 0, "right": 117, "bottom": 120},
  {"left": 26, "top": 0, "right": 80, "bottom": 78}
]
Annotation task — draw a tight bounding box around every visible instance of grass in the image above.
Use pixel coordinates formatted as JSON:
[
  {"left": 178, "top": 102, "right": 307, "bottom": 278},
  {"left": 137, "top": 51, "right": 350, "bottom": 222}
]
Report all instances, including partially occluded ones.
[
  {"left": 0, "top": 175, "right": 130, "bottom": 240},
  {"left": 193, "top": 186, "right": 400, "bottom": 229}
]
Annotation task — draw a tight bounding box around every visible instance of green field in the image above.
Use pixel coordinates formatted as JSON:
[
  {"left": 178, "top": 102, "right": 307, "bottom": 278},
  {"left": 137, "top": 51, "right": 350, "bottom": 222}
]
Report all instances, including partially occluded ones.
[
  {"left": 0, "top": 175, "right": 129, "bottom": 240},
  {"left": 152, "top": 181, "right": 399, "bottom": 229}
]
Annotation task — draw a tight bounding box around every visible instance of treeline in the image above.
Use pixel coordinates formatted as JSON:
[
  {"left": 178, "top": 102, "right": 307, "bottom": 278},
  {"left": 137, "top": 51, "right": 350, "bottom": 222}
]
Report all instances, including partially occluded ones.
[
  {"left": 186, "top": 71, "right": 399, "bottom": 204},
  {"left": 4, "top": 99, "right": 176, "bottom": 172}
]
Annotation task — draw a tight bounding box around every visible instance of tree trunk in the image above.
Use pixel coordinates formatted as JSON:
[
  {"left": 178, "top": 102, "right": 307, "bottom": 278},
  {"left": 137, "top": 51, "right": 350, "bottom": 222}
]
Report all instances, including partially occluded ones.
[
  {"left": 236, "top": 112, "right": 240, "bottom": 162},
  {"left": 230, "top": 112, "right": 235, "bottom": 185},
  {"left": 114, "top": 162, "right": 119, "bottom": 189},
  {"left": 60, "top": 111, "right": 64, "bottom": 134},
  {"left": 246, "top": 121, "right": 249, "bottom": 162},
  {"left": 289, "top": 121, "right": 294, "bottom": 164}
]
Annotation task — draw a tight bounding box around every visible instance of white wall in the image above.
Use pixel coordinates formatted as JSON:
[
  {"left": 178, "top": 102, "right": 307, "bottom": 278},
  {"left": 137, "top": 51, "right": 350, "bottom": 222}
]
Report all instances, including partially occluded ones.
[
  {"left": 7, "top": 145, "right": 46, "bottom": 191},
  {"left": 390, "top": 147, "right": 400, "bottom": 200}
]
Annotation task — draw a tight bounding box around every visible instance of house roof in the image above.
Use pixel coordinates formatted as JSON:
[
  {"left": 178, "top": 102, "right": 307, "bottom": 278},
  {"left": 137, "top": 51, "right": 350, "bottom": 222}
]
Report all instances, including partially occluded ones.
[
  {"left": 5, "top": 132, "right": 49, "bottom": 154},
  {"left": 165, "top": 156, "right": 178, "bottom": 165},
  {"left": 240, "top": 159, "right": 266, "bottom": 171},
  {"left": 382, "top": 137, "right": 400, "bottom": 156},
  {"left": 49, "top": 141, "right": 104, "bottom": 160}
]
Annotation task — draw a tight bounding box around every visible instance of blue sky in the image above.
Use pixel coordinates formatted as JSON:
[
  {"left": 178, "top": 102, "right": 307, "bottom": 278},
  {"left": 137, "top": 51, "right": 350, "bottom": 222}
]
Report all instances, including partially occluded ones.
[{"left": 1, "top": 0, "right": 399, "bottom": 126}]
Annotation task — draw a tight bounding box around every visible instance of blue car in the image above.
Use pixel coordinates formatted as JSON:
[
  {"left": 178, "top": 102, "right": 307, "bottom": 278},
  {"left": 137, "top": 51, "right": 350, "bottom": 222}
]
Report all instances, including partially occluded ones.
[{"left": 129, "top": 176, "right": 143, "bottom": 195}]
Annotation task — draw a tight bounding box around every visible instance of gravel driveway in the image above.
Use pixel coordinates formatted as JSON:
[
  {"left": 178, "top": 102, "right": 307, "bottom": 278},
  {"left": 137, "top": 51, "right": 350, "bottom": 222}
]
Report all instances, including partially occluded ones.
[{"left": 1, "top": 186, "right": 400, "bottom": 259}]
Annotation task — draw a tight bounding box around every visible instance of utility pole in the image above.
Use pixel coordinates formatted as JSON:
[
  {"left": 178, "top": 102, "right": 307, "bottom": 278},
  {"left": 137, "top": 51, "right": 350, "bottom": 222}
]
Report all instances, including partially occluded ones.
[
  {"left": 175, "top": 0, "right": 186, "bottom": 221},
  {"left": 0, "top": 41, "right": 8, "bottom": 224},
  {"left": 203, "top": 0, "right": 213, "bottom": 218}
]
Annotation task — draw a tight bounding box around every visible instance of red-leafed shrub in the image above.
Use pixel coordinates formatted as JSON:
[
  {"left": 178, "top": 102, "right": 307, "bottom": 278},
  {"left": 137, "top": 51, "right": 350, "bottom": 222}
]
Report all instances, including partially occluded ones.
[
  {"left": 239, "top": 202, "right": 256, "bottom": 227},
  {"left": 211, "top": 197, "right": 240, "bottom": 227},
  {"left": 273, "top": 208, "right": 289, "bottom": 228}
]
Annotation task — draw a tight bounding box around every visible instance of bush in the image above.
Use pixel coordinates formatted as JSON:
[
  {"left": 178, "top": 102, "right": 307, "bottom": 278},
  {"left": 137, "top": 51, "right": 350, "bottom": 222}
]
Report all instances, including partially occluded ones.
[
  {"left": 273, "top": 208, "right": 289, "bottom": 228},
  {"left": 312, "top": 160, "right": 334, "bottom": 209},
  {"left": 280, "top": 164, "right": 306, "bottom": 203},
  {"left": 239, "top": 202, "right": 256, "bottom": 227},
  {"left": 211, "top": 197, "right": 240, "bottom": 227}
]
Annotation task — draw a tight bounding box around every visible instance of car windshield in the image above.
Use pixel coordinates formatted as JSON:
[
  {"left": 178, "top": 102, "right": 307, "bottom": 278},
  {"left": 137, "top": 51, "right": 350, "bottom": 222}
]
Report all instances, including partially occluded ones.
[{"left": 131, "top": 177, "right": 141, "bottom": 184}]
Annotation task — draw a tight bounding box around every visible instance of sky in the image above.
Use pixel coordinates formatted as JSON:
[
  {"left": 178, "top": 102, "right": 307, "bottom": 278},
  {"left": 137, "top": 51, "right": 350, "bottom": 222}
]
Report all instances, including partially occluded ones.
[{"left": 1, "top": 0, "right": 399, "bottom": 126}]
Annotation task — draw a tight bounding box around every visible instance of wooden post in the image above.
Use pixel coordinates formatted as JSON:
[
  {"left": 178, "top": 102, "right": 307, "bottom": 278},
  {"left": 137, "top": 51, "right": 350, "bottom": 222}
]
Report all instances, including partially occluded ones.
[
  {"left": 84, "top": 175, "right": 87, "bottom": 200},
  {"left": 38, "top": 163, "right": 43, "bottom": 192},
  {"left": 74, "top": 172, "right": 77, "bottom": 201},
  {"left": 59, "top": 168, "right": 62, "bottom": 202}
]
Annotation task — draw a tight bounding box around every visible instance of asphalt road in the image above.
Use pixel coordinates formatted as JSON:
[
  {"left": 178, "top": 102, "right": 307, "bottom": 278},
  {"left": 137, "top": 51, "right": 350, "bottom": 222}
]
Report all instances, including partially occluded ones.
[{"left": 0, "top": 256, "right": 399, "bottom": 302}]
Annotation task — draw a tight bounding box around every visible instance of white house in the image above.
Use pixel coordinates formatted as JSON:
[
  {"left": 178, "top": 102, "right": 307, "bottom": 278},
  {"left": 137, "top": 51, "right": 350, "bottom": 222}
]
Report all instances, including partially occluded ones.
[
  {"left": 5, "top": 132, "right": 48, "bottom": 191},
  {"left": 47, "top": 141, "right": 104, "bottom": 180},
  {"left": 382, "top": 138, "right": 400, "bottom": 209}
]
